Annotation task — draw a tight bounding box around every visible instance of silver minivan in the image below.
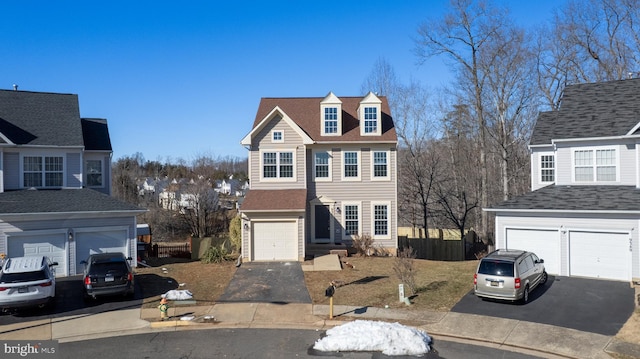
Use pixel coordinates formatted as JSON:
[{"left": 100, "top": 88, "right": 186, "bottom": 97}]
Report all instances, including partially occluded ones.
[{"left": 474, "top": 249, "right": 547, "bottom": 303}]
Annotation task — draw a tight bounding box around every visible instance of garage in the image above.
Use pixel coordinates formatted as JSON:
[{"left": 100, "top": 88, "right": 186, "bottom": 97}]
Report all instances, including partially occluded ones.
[
  {"left": 505, "top": 228, "right": 560, "bottom": 275},
  {"left": 7, "top": 231, "right": 68, "bottom": 277},
  {"left": 75, "top": 229, "right": 128, "bottom": 274},
  {"left": 252, "top": 221, "right": 298, "bottom": 261},
  {"left": 569, "top": 231, "right": 631, "bottom": 281}
]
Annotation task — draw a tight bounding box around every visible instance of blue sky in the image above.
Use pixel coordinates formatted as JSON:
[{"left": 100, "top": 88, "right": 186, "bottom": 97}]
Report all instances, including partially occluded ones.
[{"left": 2, "top": 1, "right": 562, "bottom": 162}]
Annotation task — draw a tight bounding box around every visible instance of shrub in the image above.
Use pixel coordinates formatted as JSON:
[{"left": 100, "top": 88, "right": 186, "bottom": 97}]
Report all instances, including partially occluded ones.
[
  {"left": 393, "top": 246, "right": 417, "bottom": 295},
  {"left": 351, "top": 233, "right": 375, "bottom": 257},
  {"left": 229, "top": 215, "right": 242, "bottom": 253},
  {"left": 201, "top": 242, "right": 230, "bottom": 264}
]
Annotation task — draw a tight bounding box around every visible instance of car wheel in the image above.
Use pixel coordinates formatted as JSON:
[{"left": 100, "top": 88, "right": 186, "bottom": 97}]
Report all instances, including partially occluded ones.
[
  {"left": 540, "top": 271, "right": 548, "bottom": 285},
  {"left": 522, "top": 286, "right": 530, "bottom": 304}
]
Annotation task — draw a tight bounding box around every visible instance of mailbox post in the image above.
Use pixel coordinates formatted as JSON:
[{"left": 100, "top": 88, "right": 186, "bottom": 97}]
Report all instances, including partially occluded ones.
[{"left": 325, "top": 284, "right": 336, "bottom": 319}]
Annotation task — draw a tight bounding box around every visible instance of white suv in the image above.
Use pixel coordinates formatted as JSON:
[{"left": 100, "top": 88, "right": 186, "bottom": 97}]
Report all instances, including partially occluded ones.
[{"left": 0, "top": 256, "right": 58, "bottom": 311}]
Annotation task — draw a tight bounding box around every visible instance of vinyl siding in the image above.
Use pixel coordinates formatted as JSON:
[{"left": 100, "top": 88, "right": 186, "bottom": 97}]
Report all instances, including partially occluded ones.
[
  {"left": 249, "top": 115, "right": 306, "bottom": 190},
  {"left": 3, "top": 152, "right": 19, "bottom": 190},
  {"left": 66, "top": 152, "right": 81, "bottom": 188},
  {"left": 555, "top": 141, "right": 634, "bottom": 186},
  {"left": 307, "top": 144, "right": 397, "bottom": 248}
]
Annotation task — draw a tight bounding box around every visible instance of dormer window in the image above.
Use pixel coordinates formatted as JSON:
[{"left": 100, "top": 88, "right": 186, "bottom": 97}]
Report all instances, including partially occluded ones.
[
  {"left": 321, "top": 92, "right": 342, "bottom": 136},
  {"left": 324, "top": 107, "right": 338, "bottom": 134},
  {"left": 359, "top": 92, "right": 382, "bottom": 136}
]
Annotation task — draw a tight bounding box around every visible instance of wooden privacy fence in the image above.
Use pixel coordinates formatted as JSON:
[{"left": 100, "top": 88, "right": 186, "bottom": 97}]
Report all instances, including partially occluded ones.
[
  {"left": 148, "top": 243, "right": 192, "bottom": 258},
  {"left": 398, "top": 236, "right": 467, "bottom": 261}
]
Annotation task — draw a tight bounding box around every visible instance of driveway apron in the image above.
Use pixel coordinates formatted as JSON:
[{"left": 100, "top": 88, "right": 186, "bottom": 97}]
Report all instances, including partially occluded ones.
[{"left": 218, "top": 262, "right": 312, "bottom": 303}]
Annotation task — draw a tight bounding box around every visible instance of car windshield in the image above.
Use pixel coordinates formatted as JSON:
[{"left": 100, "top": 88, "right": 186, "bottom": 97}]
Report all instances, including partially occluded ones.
[
  {"left": 478, "top": 260, "right": 514, "bottom": 277},
  {"left": 90, "top": 262, "right": 127, "bottom": 275},
  {"left": 0, "top": 270, "right": 48, "bottom": 284}
]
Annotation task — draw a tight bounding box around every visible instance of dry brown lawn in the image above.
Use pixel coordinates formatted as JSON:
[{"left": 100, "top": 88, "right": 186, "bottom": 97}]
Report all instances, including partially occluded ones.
[{"left": 134, "top": 256, "right": 640, "bottom": 346}]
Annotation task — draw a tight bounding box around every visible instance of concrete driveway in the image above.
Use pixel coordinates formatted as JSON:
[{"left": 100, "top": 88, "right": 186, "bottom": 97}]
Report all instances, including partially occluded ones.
[
  {"left": 218, "top": 262, "right": 311, "bottom": 304},
  {"left": 452, "top": 275, "right": 635, "bottom": 336}
]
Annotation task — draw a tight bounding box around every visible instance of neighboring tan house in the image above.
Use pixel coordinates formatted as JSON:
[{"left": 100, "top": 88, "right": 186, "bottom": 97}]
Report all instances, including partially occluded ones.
[
  {"left": 0, "top": 89, "right": 145, "bottom": 277},
  {"left": 485, "top": 79, "right": 640, "bottom": 283},
  {"left": 239, "top": 92, "right": 398, "bottom": 261}
]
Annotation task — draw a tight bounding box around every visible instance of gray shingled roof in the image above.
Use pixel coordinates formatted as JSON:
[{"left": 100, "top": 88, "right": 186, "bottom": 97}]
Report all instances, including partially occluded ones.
[
  {"left": 530, "top": 78, "right": 640, "bottom": 145},
  {"left": 0, "top": 90, "right": 84, "bottom": 146},
  {"left": 0, "top": 189, "right": 145, "bottom": 215},
  {"left": 485, "top": 185, "right": 640, "bottom": 212}
]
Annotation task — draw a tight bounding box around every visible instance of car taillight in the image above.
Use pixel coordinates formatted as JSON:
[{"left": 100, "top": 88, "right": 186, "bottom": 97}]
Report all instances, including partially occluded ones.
[
  {"left": 473, "top": 273, "right": 477, "bottom": 285},
  {"left": 39, "top": 280, "right": 52, "bottom": 287},
  {"left": 0, "top": 287, "right": 7, "bottom": 291},
  {"left": 514, "top": 277, "right": 521, "bottom": 289},
  {"left": 84, "top": 276, "right": 91, "bottom": 285},
  {"left": 127, "top": 273, "right": 133, "bottom": 281}
]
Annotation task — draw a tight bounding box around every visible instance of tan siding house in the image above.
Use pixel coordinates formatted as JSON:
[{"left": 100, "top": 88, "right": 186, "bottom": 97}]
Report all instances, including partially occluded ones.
[{"left": 240, "top": 92, "right": 398, "bottom": 261}]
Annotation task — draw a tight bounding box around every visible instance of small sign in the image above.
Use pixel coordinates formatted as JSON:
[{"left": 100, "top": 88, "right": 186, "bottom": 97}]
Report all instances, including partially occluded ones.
[
  {"left": 398, "top": 284, "right": 405, "bottom": 302},
  {"left": 2, "top": 340, "right": 58, "bottom": 358}
]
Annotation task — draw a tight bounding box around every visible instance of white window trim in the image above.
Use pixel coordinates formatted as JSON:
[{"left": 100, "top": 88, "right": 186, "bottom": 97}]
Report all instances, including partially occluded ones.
[
  {"left": 359, "top": 104, "right": 381, "bottom": 136},
  {"left": 20, "top": 153, "right": 66, "bottom": 189},
  {"left": 85, "top": 159, "right": 104, "bottom": 188},
  {"left": 341, "top": 201, "right": 362, "bottom": 240},
  {"left": 341, "top": 150, "right": 361, "bottom": 181},
  {"left": 321, "top": 105, "right": 342, "bottom": 136},
  {"left": 371, "top": 201, "right": 391, "bottom": 240},
  {"left": 259, "top": 149, "right": 297, "bottom": 182},
  {"left": 271, "top": 130, "right": 284, "bottom": 143},
  {"left": 313, "top": 150, "right": 332, "bottom": 182},
  {"left": 371, "top": 149, "right": 391, "bottom": 181},
  {"left": 538, "top": 152, "right": 555, "bottom": 184},
  {"left": 571, "top": 146, "right": 619, "bottom": 183}
]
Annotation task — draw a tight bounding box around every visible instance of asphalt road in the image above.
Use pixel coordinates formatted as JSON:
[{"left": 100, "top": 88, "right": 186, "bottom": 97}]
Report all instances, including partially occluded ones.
[
  {"left": 58, "top": 328, "right": 545, "bottom": 359},
  {"left": 452, "top": 275, "right": 635, "bottom": 335}
]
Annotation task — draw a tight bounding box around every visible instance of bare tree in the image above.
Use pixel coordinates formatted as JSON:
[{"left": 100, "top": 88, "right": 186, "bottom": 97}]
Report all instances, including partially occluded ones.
[
  {"left": 180, "top": 179, "right": 220, "bottom": 239},
  {"left": 415, "top": 0, "right": 511, "bottom": 240}
]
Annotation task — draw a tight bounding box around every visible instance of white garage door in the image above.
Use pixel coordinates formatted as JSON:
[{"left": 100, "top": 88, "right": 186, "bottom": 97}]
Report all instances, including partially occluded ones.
[
  {"left": 505, "top": 228, "right": 560, "bottom": 275},
  {"left": 7, "top": 233, "right": 68, "bottom": 277},
  {"left": 76, "top": 230, "right": 128, "bottom": 274},
  {"left": 569, "top": 231, "right": 631, "bottom": 281},
  {"left": 253, "top": 222, "right": 298, "bottom": 261}
]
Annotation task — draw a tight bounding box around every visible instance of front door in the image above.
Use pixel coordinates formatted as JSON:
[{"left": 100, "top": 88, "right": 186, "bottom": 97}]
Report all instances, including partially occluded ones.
[{"left": 314, "top": 205, "right": 331, "bottom": 243}]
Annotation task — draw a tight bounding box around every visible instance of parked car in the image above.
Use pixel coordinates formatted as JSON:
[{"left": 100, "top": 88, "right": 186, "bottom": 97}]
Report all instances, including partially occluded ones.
[
  {"left": 0, "top": 256, "right": 58, "bottom": 311},
  {"left": 81, "top": 253, "right": 134, "bottom": 300},
  {"left": 474, "top": 249, "right": 547, "bottom": 303}
]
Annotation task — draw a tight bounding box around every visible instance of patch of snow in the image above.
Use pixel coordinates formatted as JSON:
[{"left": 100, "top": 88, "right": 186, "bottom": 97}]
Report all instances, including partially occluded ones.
[
  {"left": 162, "top": 289, "right": 193, "bottom": 300},
  {"left": 313, "top": 320, "right": 431, "bottom": 356}
]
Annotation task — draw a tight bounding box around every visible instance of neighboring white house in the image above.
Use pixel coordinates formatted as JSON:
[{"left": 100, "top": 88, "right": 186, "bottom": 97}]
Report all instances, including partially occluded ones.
[
  {"left": 0, "top": 89, "right": 146, "bottom": 277},
  {"left": 239, "top": 92, "right": 398, "bottom": 262},
  {"left": 485, "top": 79, "right": 640, "bottom": 283}
]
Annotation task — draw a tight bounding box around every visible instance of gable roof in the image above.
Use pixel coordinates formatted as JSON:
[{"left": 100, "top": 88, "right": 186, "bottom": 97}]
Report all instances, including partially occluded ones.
[
  {"left": 246, "top": 95, "right": 397, "bottom": 144},
  {"left": 81, "top": 118, "right": 113, "bottom": 151},
  {"left": 0, "top": 188, "right": 145, "bottom": 215},
  {"left": 485, "top": 185, "right": 640, "bottom": 213},
  {"left": 530, "top": 78, "right": 640, "bottom": 146},
  {"left": 240, "top": 189, "right": 307, "bottom": 212},
  {"left": 0, "top": 90, "right": 84, "bottom": 147}
]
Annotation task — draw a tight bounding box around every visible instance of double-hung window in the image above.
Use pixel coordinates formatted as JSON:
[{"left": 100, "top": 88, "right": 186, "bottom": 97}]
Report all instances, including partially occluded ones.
[
  {"left": 24, "top": 156, "right": 63, "bottom": 188},
  {"left": 373, "top": 203, "right": 389, "bottom": 238},
  {"left": 574, "top": 148, "right": 617, "bottom": 182},
  {"left": 344, "top": 204, "right": 359, "bottom": 236},
  {"left": 324, "top": 107, "right": 338, "bottom": 134},
  {"left": 540, "top": 155, "right": 554, "bottom": 183},
  {"left": 262, "top": 151, "right": 294, "bottom": 179},
  {"left": 343, "top": 151, "right": 359, "bottom": 179},
  {"left": 314, "top": 151, "right": 330, "bottom": 180},
  {"left": 86, "top": 160, "right": 103, "bottom": 187},
  {"left": 372, "top": 151, "right": 388, "bottom": 179},
  {"left": 363, "top": 107, "right": 377, "bottom": 134}
]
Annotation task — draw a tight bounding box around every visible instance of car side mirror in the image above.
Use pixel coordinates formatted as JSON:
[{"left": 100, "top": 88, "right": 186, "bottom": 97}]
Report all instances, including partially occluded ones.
[
  {"left": 80, "top": 260, "right": 87, "bottom": 265},
  {"left": 49, "top": 262, "right": 58, "bottom": 267},
  {"left": 537, "top": 259, "right": 544, "bottom": 264}
]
